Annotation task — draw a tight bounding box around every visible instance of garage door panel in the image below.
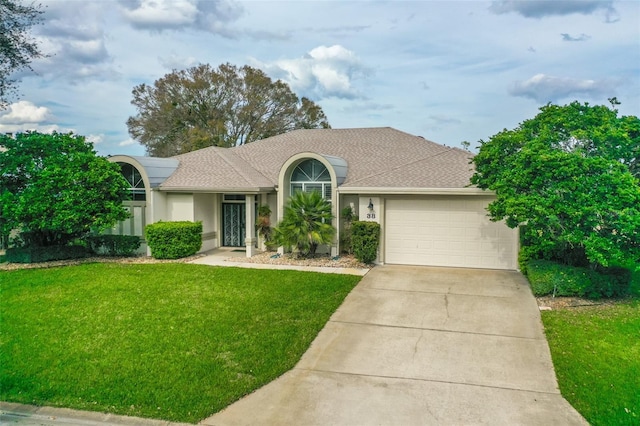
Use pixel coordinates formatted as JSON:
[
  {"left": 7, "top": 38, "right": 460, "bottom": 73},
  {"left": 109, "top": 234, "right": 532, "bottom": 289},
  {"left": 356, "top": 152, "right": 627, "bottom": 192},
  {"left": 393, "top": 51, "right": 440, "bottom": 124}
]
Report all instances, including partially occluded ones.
[
  {"left": 385, "top": 198, "right": 517, "bottom": 270},
  {"left": 447, "top": 227, "right": 467, "bottom": 238}
]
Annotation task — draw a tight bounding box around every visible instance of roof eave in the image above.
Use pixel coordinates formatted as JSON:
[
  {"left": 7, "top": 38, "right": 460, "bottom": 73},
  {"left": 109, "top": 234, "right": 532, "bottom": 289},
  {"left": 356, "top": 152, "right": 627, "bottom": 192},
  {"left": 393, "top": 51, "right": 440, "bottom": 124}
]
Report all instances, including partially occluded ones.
[
  {"left": 337, "top": 187, "right": 494, "bottom": 196},
  {"left": 156, "top": 186, "right": 276, "bottom": 194}
]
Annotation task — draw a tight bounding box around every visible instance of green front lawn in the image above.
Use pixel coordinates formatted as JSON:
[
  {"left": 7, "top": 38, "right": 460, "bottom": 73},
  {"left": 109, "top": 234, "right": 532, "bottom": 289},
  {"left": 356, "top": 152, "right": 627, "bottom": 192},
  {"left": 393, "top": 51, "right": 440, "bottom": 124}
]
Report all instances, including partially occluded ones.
[
  {"left": 542, "top": 300, "right": 640, "bottom": 425},
  {"left": 0, "top": 263, "right": 360, "bottom": 423}
]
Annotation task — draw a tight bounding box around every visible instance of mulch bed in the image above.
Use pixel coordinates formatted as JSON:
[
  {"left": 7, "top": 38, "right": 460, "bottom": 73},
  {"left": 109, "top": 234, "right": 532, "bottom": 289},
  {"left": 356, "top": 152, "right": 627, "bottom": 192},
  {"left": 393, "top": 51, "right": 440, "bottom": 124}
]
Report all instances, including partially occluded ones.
[
  {"left": 225, "top": 251, "right": 369, "bottom": 269},
  {"left": 0, "top": 251, "right": 370, "bottom": 271},
  {"left": 536, "top": 295, "right": 622, "bottom": 311}
]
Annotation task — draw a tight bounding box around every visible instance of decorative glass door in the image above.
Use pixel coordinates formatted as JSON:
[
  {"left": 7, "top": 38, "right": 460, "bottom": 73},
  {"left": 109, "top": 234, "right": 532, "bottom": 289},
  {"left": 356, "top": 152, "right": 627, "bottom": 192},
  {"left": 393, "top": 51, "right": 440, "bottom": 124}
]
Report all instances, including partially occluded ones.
[{"left": 222, "top": 203, "right": 246, "bottom": 247}]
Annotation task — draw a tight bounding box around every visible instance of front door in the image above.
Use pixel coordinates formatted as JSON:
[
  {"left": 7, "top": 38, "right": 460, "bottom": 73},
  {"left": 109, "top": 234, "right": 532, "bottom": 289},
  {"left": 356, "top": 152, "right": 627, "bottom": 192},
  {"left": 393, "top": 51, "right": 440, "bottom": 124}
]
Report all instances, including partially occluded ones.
[{"left": 222, "top": 203, "right": 246, "bottom": 247}]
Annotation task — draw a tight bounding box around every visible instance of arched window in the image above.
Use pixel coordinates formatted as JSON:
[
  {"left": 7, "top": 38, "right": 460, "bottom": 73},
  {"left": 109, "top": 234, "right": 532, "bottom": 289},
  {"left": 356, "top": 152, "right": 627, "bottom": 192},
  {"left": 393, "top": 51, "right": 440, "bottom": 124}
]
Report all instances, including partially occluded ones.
[
  {"left": 119, "top": 162, "right": 146, "bottom": 201},
  {"left": 290, "top": 159, "right": 332, "bottom": 200},
  {"left": 112, "top": 162, "right": 147, "bottom": 237}
]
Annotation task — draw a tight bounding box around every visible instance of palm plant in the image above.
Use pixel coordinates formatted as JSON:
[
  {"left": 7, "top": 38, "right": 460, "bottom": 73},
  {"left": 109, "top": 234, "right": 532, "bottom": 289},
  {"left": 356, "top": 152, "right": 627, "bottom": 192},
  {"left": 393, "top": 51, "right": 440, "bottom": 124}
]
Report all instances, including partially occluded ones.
[
  {"left": 256, "top": 204, "right": 273, "bottom": 249},
  {"left": 340, "top": 205, "right": 355, "bottom": 254},
  {"left": 273, "top": 190, "right": 335, "bottom": 258}
]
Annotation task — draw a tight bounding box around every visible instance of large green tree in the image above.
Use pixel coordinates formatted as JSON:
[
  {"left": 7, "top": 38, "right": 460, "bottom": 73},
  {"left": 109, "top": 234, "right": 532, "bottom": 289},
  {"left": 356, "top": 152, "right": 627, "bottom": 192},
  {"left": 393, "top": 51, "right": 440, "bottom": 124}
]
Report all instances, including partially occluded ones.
[
  {"left": 0, "top": 132, "right": 130, "bottom": 247},
  {"left": 0, "top": 0, "right": 44, "bottom": 108},
  {"left": 127, "top": 63, "right": 331, "bottom": 157},
  {"left": 471, "top": 101, "right": 640, "bottom": 268}
]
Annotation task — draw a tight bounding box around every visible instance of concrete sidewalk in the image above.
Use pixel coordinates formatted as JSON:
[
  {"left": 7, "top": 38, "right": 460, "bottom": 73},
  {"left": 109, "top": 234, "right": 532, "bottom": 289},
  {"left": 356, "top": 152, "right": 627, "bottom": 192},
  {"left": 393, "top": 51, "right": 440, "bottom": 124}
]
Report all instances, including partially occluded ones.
[{"left": 202, "top": 265, "right": 587, "bottom": 425}]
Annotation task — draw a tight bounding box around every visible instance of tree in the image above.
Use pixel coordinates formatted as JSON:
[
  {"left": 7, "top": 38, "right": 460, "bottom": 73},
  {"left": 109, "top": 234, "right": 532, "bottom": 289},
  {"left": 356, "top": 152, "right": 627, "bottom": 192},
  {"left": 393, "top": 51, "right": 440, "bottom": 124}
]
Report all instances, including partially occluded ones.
[
  {"left": 0, "top": 0, "right": 45, "bottom": 108},
  {"left": 471, "top": 101, "right": 640, "bottom": 269},
  {"left": 127, "top": 63, "right": 331, "bottom": 157},
  {"left": 0, "top": 132, "right": 130, "bottom": 247},
  {"left": 509, "top": 101, "right": 639, "bottom": 178},
  {"left": 272, "top": 190, "right": 335, "bottom": 258}
]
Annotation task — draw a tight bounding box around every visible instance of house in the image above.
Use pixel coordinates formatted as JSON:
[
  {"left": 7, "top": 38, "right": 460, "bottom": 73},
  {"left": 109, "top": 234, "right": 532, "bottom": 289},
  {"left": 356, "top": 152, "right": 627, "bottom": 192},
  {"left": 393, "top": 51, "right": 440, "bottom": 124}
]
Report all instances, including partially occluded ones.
[{"left": 109, "top": 127, "right": 518, "bottom": 270}]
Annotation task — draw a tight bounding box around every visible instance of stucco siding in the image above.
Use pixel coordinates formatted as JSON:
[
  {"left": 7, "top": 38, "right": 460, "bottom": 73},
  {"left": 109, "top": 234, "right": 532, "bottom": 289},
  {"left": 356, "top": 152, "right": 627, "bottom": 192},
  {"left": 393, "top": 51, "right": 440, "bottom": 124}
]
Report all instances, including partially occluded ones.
[
  {"left": 267, "top": 193, "right": 278, "bottom": 223},
  {"left": 194, "top": 193, "right": 218, "bottom": 252},
  {"left": 149, "top": 191, "right": 167, "bottom": 223},
  {"left": 166, "top": 193, "right": 195, "bottom": 221}
]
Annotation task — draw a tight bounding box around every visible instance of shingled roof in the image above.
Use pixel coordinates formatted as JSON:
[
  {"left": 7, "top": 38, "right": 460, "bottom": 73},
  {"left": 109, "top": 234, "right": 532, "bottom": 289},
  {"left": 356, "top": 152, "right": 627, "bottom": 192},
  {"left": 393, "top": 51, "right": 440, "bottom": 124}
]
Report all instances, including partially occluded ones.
[{"left": 159, "top": 127, "right": 475, "bottom": 191}]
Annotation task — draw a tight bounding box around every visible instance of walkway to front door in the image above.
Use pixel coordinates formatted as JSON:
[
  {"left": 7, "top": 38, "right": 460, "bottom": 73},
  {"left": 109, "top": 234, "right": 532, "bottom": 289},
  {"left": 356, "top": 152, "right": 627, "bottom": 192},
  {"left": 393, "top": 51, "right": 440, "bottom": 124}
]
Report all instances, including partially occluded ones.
[{"left": 222, "top": 203, "right": 245, "bottom": 247}]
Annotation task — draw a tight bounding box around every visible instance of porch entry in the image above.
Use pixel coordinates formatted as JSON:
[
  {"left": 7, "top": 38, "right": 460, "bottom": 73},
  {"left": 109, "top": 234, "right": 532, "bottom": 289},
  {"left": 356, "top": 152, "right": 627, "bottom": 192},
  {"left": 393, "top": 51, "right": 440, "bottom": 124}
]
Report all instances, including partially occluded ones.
[{"left": 222, "top": 203, "right": 246, "bottom": 247}]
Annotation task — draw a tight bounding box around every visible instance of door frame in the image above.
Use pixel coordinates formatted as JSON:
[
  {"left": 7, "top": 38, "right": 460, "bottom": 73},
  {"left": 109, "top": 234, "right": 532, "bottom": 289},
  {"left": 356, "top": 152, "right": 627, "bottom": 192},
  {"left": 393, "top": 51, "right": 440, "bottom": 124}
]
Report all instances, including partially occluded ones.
[
  {"left": 220, "top": 195, "right": 259, "bottom": 248},
  {"left": 222, "top": 201, "right": 246, "bottom": 247}
]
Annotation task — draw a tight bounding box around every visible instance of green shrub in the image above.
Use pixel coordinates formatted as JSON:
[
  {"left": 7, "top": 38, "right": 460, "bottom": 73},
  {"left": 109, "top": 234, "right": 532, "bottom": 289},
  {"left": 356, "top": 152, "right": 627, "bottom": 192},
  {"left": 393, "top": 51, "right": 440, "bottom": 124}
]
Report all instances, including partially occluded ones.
[
  {"left": 256, "top": 205, "right": 273, "bottom": 250},
  {"left": 85, "top": 235, "right": 141, "bottom": 257},
  {"left": 340, "top": 232, "right": 352, "bottom": 255},
  {"left": 632, "top": 267, "right": 640, "bottom": 296},
  {"left": 590, "top": 266, "right": 633, "bottom": 298},
  {"left": 145, "top": 221, "right": 202, "bottom": 259},
  {"left": 526, "top": 259, "right": 632, "bottom": 299},
  {"left": 526, "top": 260, "right": 590, "bottom": 297},
  {"left": 352, "top": 221, "right": 380, "bottom": 264},
  {"left": 340, "top": 206, "right": 355, "bottom": 255},
  {"left": 6, "top": 245, "right": 89, "bottom": 263}
]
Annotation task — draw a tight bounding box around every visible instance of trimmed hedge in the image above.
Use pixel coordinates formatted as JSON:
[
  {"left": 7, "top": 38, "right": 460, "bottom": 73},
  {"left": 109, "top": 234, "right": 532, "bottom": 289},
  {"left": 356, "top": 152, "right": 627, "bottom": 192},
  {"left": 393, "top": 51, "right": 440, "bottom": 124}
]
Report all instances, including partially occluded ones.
[
  {"left": 145, "top": 221, "right": 202, "bottom": 259},
  {"left": 352, "top": 221, "right": 380, "bottom": 264},
  {"left": 6, "top": 245, "right": 89, "bottom": 263},
  {"left": 526, "top": 259, "right": 632, "bottom": 299},
  {"left": 85, "top": 235, "right": 141, "bottom": 257}
]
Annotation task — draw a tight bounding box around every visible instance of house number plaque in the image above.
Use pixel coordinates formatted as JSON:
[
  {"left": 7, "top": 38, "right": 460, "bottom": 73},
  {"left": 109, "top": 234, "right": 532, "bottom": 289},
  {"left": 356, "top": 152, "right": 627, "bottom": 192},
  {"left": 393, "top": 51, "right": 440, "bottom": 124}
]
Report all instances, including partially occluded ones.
[{"left": 359, "top": 197, "right": 380, "bottom": 223}]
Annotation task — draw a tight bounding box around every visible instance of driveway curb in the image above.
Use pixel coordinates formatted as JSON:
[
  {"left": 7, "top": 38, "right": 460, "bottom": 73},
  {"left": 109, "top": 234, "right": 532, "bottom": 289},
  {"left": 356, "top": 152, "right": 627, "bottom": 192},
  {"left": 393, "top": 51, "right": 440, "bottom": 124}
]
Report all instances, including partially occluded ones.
[{"left": 0, "top": 402, "right": 191, "bottom": 426}]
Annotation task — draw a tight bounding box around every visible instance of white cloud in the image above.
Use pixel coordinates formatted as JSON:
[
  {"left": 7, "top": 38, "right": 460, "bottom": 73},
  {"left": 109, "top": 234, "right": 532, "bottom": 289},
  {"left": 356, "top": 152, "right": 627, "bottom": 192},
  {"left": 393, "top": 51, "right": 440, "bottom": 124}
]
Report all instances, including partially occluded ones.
[
  {"left": 61, "top": 39, "right": 110, "bottom": 64},
  {"left": 312, "top": 64, "right": 351, "bottom": 95},
  {"left": 257, "top": 45, "right": 370, "bottom": 100},
  {"left": 29, "top": 1, "right": 116, "bottom": 81},
  {"left": 0, "top": 101, "right": 53, "bottom": 124},
  {"left": 119, "top": 138, "right": 137, "bottom": 147},
  {"left": 0, "top": 122, "right": 62, "bottom": 134},
  {"left": 159, "top": 53, "right": 200, "bottom": 70},
  {"left": 86, "top": 134, "right": 105, "bottom": 145},
  {"left": 308, "top": 45, "right": 355, "bottom": 62},
  {"left": 0, "top": 101, "right": 80, "bottom": 135},
  {"left": 490, "top": 1, "right": 615, "bottom": 19},
  {"left": 120, "top": 0, "right": 199, "bottom": 28},
  {"left": 38, "top": 1, "right": 105, "bottom": 41},
  {"left": 118, "top": 0, "right": 244, "bottom": 35},
  {"left": 509, "top": 74, "right": 617, "bottom": 103}
]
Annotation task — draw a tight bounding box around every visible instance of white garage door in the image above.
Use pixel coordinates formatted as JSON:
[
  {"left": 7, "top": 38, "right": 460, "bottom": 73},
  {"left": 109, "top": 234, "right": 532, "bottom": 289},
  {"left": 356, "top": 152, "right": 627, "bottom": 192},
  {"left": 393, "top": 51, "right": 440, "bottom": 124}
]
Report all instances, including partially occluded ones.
[{"left": 385, "top": 196, "right": 518, "bottom": 270}]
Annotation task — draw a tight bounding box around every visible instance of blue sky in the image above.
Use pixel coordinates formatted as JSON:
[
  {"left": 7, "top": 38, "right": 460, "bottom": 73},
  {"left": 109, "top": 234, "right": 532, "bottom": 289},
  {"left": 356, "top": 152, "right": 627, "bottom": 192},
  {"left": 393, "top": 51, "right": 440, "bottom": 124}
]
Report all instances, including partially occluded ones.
[{"left": 1, "top": 0, "right": 638, "bottom": 156}]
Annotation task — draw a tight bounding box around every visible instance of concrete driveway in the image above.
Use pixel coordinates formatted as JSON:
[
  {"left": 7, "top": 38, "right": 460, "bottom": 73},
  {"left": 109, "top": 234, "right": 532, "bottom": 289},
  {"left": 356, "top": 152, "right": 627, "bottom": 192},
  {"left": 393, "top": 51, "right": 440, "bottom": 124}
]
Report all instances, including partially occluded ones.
[{"left": 202, "top": 265, "right": 587, "bottom": 426}]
